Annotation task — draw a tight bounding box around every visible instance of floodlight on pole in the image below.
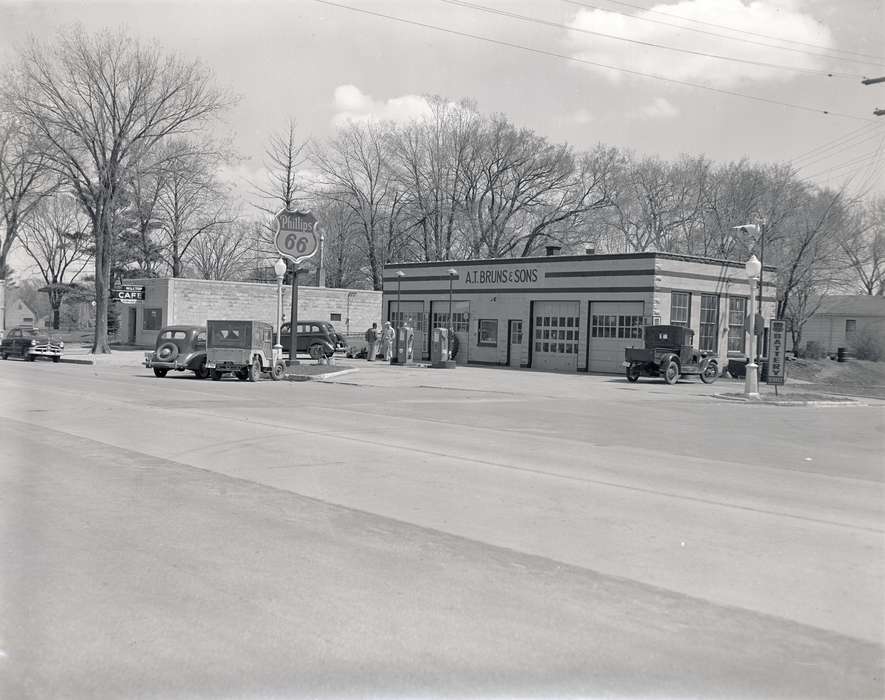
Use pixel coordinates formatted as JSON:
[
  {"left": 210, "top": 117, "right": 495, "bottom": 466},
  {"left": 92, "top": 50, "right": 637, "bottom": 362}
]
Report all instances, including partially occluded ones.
[
  {"left": 273, "top": 258, "right": 286, "bottom": 352},
  {"left": 447, "top": 268, "right": 458, "bottom": 343}
]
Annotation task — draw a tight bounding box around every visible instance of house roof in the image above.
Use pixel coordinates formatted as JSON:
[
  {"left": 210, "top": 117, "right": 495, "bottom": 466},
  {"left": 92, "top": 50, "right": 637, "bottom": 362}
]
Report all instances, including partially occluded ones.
[{"left": 815, "top": 295, "right": 885, "bottom": 317}]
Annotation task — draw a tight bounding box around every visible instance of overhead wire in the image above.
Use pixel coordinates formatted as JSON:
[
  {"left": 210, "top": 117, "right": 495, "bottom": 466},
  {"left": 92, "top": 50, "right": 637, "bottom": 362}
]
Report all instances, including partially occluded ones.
[
  {"left": 439, "top": 0, "right": 862, "bottom": 79},
  {"left": 574, "top": 0, "right": 885, "bottom": 63},
  {"left": 792, "top": 125, "right": 885, "bottom": 170},
  {"left": 310, "top": 0, "right": 874, "bottom": 122},
  {"left": 559, "top": 0, "right": 885, "bottom": 71},
  {"left": 789, "top": 123, "right": 874, "bottom": 162},
  {"left": 800, "top": 149, "right": 885, "bottom": 181}
]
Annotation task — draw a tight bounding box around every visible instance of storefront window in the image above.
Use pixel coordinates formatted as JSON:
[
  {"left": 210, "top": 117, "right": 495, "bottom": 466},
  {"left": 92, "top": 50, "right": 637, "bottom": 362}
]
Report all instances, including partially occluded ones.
[
  {"left": 699, "top": 294, "right": 719, "bottom": 352},
  {"left": 591, "top": 314, "right": 617, "bottom": 338},
  {"left": 143, "top": 308, "right": 162, "bottom": 331},
  {"left": 671, "top": 292, "right": 690, "bottom": 327},
  {"left": 728, "top": 297, "right": 747, "bottom": 353},
  {"left": 477, "top": 319, "right": 498, "bottom": 347}
]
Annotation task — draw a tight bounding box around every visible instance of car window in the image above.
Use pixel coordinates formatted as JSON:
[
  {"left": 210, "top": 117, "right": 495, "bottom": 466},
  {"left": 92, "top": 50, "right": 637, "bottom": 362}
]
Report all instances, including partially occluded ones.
[
  {"left": 23, "top": 328, "right": 40, "bottom": 337},
  {"left": 194, "top": 332, "right": 207, "bottom": 346},
  {"left": 161, "top": 330, "right": 187, "bottom": 340},
  {"left": 297, "top": 324, "right": 305, "bottom": 334},
  {"left": 9, "top": 329, "right": 20, "bottom": 338},
  {"left": 312, "top": 324, "right": 322, "bottom": 334},
  {"left": 210, "top": 322, "right": 250, "bottom": 346}
]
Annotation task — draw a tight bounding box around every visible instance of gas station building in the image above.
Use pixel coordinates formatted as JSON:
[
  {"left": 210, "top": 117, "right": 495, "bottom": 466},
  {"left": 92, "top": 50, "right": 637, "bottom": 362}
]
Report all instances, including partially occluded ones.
[{"left": 382, "top": 251, "right": 776, "bottom": 373}]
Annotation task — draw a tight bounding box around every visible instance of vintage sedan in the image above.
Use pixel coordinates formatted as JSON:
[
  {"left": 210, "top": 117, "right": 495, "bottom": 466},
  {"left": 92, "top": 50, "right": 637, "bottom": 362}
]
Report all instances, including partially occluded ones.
[
  {"left": 277, "top": 320, "right": 345, "bottom": 359},
  {"left": 624, "top": 325, "right": 719, "bottom": 385},
  {"left": 144, "top": 325, "right": 209, "bottom": 378},
  {"left": 0, "top": 326, "right": 64, "bottom": 362}
]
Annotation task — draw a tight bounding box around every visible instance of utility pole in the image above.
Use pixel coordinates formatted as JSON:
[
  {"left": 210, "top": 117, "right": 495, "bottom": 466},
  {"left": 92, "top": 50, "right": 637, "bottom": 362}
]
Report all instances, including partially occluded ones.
[{"left": 862, "top": 76, "right": 885, "bottom": 116}]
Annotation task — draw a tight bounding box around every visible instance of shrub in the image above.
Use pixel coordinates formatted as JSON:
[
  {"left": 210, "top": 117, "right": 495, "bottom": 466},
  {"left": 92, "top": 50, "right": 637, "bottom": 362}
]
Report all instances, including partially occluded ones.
[
  {"left": 802, "top": 341, "right": 826, "bottom": 359},
  {"left": 849, "top": 327, "right": 883, "bottom": 362}
]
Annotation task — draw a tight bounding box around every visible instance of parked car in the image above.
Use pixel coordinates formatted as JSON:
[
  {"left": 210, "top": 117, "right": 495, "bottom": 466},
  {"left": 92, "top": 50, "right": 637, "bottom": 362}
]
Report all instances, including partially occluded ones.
[
  {"left": 623, "top": 325, "right": 719, "bottom": 385},
  {"left": 277, "top": 320, "right": 346, "bottom": 359},
  {"left": 144, "top": 325, "right": 209, "bottom": 379},
  {"left": 206, "top": 319, "right": 286, "bottom": 382},
  {"left": 1, "top": 326, "right": 64, "bottom": 362}
]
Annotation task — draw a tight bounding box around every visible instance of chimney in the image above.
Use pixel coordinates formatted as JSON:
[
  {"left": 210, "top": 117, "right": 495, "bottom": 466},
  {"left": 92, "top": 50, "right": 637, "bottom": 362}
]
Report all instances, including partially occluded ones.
[
  {"left": 545, "top": 245, "right": 561, "bottom": 256},
  {"left": 585, "top": 246, "right": 596, "bottom": 255}
]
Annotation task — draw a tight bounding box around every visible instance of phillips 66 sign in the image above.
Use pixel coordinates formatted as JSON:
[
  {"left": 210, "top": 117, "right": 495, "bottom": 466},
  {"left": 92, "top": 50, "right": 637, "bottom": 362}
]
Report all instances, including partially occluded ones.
[{"left": 274, "top": 209, "right": 318, "bottom": 263}]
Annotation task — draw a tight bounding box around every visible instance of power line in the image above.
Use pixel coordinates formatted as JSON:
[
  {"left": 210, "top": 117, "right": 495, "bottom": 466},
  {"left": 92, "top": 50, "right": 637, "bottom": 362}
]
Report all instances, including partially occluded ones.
[
  {"left": 792, "top": 125, "right": 885, "bottom": 169},
  {"left": 801, "top": 148, "right": 884, "bottom": 181},
  {"left": 439, "top": 0, "right": 861, "bottom": 79},
  {"left": 789, "top": 123, "right": 873, "bottom": 162},
  {"left": 579, "top": 0, "right": 885, "bottom": 63},
  {"left": 560, "top": 0, "right": 885, "bottom": 71},
  {"left": 310, "top": 0, "right": 873, "bottom": 122}
]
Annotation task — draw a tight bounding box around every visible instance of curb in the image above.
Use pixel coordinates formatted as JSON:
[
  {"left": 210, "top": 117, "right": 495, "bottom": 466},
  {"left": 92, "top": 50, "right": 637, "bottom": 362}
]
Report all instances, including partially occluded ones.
[
  {"left": 60, "top": 357, "right": 95, "bottom": 365},
  {"left": 711, "top": 393, "right": 865, "bottom": 407},
  {"left": 283, "top": 368, "right": 359, "bottom": 382}
]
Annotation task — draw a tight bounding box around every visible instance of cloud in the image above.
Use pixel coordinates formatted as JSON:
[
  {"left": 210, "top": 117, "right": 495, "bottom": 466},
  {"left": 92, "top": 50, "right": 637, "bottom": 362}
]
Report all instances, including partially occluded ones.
[
  {"left": 630, "top": 97, "right": 680, "bottom": 119},
  {"left": 569, "top": 108, "right": 595, "bottom": 124},
  {"left": 567, "top": 0, "right": 835, "bottom": 87},
  {"left": 332, "top": 85, "right": 433, "bottom": 127}
]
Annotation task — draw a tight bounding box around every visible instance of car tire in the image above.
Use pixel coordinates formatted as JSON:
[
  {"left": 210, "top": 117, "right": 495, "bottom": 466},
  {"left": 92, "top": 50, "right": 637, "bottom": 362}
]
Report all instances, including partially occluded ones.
[
  {"left": 270, "top": 360, "right": 286, "bottom": 381},
  {"left": 1, "top": 352, "right": 7, "bottom": 360},
  {"left": 211, "top": 370, "right": 223, "bottom": 381},
  {"left": 663, "top": 360, "right": 680, "bottom": 385},
  {"left": 25, "top": 353, "right": 35, "bottom": 362},
  {"left": 248, "top": 357, "right": 261, "bottom": 382},
  {"left": 193, "top": 360, "right": 210, "bottom": 379},
  {"left": 625, "top": 364, "right": 640, "bottom": 383},
  {"left": 236, "top": 368, "right": 249, "bottom": 381},
  {"left": 309, "top": 343, "right": 325, "bottom": 360},
  {"left": 699, "top": 361, "right": 718, "bottom": 384},
  {"left": 153, "top": 367, "right": 168, "bottom": 378},
  {"left": 52, "top": 356, "right": 60, "bottom": 363}
]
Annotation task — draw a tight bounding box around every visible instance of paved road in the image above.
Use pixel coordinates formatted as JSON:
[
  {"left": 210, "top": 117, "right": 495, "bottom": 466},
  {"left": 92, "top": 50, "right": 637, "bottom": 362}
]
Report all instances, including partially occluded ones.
[{"left": 1, "top": 359, "right": 883, "bottom": 698}]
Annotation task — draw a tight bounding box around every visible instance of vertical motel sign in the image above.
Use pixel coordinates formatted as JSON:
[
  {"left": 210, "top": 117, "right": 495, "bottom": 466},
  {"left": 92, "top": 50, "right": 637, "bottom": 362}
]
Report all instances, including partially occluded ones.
[{"left": 767, "top": 320, "right": 787, "bottom": 385}]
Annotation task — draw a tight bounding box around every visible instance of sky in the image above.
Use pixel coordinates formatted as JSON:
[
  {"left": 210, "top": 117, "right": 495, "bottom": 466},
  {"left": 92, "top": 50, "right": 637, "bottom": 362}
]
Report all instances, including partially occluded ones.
[{"left": 1, "top": 0, "right": 883, "bottom": 257}]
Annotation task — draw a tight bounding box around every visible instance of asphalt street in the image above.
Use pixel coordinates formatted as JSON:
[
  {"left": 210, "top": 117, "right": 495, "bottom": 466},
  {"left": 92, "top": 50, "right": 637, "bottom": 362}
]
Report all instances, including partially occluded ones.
[{"left": 1, "top": 358, "right": 883, "bottom": 698}]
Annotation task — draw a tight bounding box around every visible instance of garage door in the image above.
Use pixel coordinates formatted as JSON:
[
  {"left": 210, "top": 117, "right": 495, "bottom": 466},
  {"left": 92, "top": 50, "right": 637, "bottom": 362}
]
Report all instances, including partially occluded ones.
[
  {"left": 532, "top": 301, "right": 580, "bottom": 372},
  {"left": 588, "top": 301, "right": 645, "bottom": 373}
]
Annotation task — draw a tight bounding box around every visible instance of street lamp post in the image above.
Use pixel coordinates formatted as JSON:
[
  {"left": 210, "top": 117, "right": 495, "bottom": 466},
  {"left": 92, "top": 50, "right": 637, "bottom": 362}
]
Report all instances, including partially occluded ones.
[
  {"left": 447, "top": 268, "right": 458, "bottom": 346},
  {"left": 745, "top": 254, "right": 762, "bottom": 399},
  {"left": 395, "top": 271, "right": 405, "bottom": 330},
  {"left": 273, "top": 258, "right": 286, "bottom": 354}
]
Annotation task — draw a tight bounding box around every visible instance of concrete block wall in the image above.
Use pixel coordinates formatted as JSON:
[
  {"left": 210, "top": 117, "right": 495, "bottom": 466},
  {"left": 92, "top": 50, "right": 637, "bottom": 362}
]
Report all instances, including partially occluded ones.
[{"left": 123, "top": 277, "right": 381, "bottom": 348}]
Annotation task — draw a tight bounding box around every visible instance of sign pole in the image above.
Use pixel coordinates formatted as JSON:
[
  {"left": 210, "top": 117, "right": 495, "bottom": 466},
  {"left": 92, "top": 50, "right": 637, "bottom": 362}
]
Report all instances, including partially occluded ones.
[{"left": 290, "top": 263, "right": 299, "bottom": 367}]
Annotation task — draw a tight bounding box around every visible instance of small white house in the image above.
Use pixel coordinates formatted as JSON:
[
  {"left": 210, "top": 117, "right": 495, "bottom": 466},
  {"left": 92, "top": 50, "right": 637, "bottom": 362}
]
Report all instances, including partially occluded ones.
[
  {"left": 800, "top": 295, "right": 885, "bottom": 353},
  {"left": 5, "top": 298, "right": 47, "bottom": 329}
]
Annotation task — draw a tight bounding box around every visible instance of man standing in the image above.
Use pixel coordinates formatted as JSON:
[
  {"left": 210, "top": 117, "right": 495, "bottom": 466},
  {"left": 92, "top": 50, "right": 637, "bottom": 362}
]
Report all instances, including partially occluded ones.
[
  {"left": 364, "top": 322, "right": 379, "bottom": 361},
  {"left": 381, "top": 321, "right": 396, "bottom": 362}
]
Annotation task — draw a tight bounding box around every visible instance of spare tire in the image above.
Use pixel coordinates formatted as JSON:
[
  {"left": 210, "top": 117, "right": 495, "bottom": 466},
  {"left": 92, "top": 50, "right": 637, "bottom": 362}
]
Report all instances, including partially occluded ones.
[{"left": 156, "top": 342, "right": 179, "bottom": 362}]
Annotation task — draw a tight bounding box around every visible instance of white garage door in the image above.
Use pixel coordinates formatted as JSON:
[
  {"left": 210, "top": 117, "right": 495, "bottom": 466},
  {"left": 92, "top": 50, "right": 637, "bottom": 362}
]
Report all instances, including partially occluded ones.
[
  {"left": 588, "top": 301, "right": 645, "bottom": 373},
  {"left": 532, "top": 301, "right": 580, "bottom": 372}
]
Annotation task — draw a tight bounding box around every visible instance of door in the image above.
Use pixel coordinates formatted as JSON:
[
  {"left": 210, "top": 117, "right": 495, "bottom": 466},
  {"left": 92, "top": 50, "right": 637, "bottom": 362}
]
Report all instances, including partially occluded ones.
[
  {"left": 588, "top": 301, "right": 645, "bottom": 373},
  {"left": 128, "top": 308, "right": 137, "bottom": 345},
  {"left": 507, "top": 319, "right": 523, "bottom": 368},
  {"left": 531, "top": 301, "right": 580, "bottom": 372}
]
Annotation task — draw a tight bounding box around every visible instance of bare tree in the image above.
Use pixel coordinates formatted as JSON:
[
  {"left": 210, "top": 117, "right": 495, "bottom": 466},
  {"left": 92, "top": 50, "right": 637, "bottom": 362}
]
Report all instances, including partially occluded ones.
[
  {"left": 0, "top": 115, "right": 53, "bottom": 329},
  {"left": 312, "top": 122, "right": 402, "bottom": 290},
  {"left": 188, "top": 219, "right": 253, "bottom": 280},
  {"left": 154, "top": 139, "right": 235, "bottom": 277},
  {"left": 6, "top": 27, "right": 230, "bottom": 352},
  {"left": 838, "top": 196, "right": 885, "bottom": 295},
  {"left": 19, "top": 194, "right": 92, "bottom": 328}
]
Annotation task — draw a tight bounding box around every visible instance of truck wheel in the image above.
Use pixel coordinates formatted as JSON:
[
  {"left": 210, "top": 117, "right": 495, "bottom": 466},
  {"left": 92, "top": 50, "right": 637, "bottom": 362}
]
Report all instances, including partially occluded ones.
[
  {"left": 700, "top": 362, "right": 718, "bottom": 384},
  {"left": 248, "top": 357, "right": 261, "bottom": 382},
  {"left": 235, "top": 368, "right": 249, "bottom": 381},
  {"left": 270, "top": 360, "right": 286, "bottom": 381},
  {"left": 625, "top": 364, "right": 640, "bottom": 382},
  {"left": 211, "top": 370, "right": 224, "bottom": 381},
  {"left": 153, "top": 367, "right": 168, "bottom": 378},
  {"left": 663, "top": 360, "right": 680, "bottom": 385},
  {"left": 193, "top": 360, "right": 210, "bottom": 379}
]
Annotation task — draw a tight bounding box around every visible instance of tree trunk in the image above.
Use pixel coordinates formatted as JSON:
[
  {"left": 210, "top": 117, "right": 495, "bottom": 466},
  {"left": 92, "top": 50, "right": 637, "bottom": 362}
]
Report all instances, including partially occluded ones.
[{"left": 91, "top": 211, "right": 112, "bottom": 354}]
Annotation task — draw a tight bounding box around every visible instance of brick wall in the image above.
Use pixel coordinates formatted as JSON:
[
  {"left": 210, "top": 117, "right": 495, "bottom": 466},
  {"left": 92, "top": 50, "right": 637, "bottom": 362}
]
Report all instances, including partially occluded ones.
[{"left": 122, "top": 277, "right": 381, "bottom": 348}]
